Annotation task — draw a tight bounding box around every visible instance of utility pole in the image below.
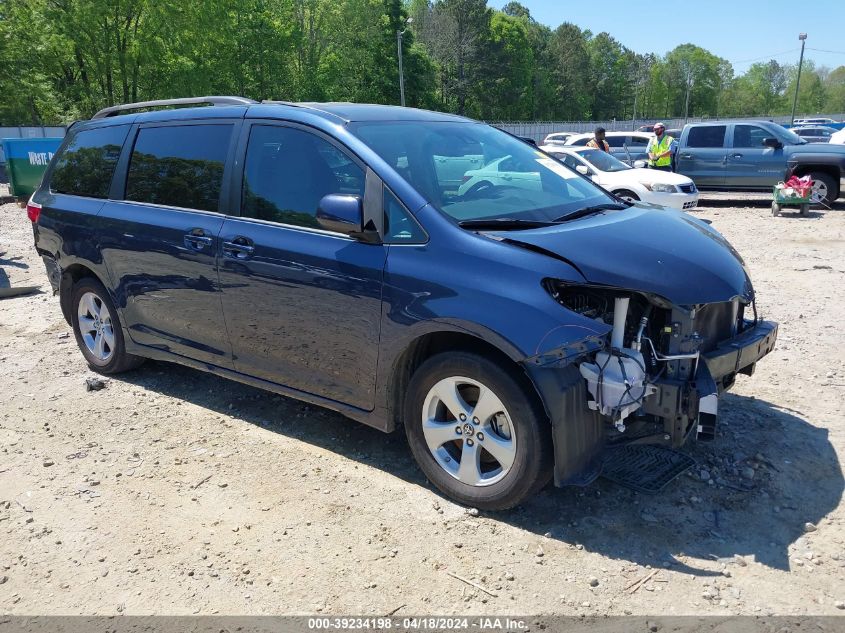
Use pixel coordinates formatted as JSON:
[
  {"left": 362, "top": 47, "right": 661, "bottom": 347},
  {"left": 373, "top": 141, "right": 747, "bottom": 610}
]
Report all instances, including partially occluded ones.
[
  {"left": 631, "top": 90, "right": 638, "bottom": 131},
  {"left": 397, "top": 17, "right": 413, "bottom": 107},
  {"left": 631, "top": 64, "right": 640, "bottom": 131},
  {"left": 683, "top": 65, "right": 693, "bottom": 123},
  {"left": 790, "top": 33, "right": 807, "bottom": 125}
]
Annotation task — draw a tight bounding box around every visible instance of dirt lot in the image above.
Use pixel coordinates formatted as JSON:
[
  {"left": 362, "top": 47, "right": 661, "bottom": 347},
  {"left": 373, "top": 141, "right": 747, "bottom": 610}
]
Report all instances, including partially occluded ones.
[{"left": 1, "top": 193, "right": 844, "bottom": 616}]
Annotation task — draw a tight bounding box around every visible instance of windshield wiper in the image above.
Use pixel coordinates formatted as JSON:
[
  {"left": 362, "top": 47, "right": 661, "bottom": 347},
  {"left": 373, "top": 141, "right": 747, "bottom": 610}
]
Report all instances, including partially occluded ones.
[
  {"left": 458, "top": 218, "right": 556, "bottom": 230},
  {"left": 553, "top": 203, "right": 628, "bottom": 222}
]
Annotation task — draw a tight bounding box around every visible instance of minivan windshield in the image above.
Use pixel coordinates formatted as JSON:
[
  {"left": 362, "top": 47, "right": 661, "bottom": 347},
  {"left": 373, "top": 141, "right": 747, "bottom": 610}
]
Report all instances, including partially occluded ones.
[{"left": 349, "top": 121, "right": 617, "bottom": 225}]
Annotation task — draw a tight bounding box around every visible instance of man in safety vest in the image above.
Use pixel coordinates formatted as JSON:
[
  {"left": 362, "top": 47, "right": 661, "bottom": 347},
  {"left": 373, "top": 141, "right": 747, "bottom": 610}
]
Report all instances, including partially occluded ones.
[
  {"left": 586, "top": 127, "right": 610, "bottom": 151},
  {"left": 647, "top": 122, "right": 676, "bottom": 171}
]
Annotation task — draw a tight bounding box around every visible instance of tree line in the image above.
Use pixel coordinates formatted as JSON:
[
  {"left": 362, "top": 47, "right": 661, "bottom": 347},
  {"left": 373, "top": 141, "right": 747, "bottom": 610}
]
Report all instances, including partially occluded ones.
[{"left": 1, "top": 0, "right": 843, "bottom": 125}]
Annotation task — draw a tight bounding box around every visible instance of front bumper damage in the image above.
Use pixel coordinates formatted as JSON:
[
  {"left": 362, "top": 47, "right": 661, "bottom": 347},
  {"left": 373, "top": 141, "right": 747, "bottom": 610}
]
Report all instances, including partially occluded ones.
[
  {"left": 642, "top": 319, "right": 778, "bottom": 446},
  {"left": 526, "top": 316, "right": 778, "bottom": 488}
]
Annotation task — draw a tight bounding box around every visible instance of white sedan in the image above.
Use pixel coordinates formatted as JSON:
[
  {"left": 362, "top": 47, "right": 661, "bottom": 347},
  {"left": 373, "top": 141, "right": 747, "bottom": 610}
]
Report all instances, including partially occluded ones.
[
  {"left": 830, "top": 129, "right": 845, "bottom": 145},
  {"left": 539, "top": 146, "right": 699, "bottom": 211}
]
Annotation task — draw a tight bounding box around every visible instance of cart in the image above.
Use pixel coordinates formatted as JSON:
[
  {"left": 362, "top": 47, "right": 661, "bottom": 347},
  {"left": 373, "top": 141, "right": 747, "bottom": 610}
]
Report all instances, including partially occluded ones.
[{"left": 772, "top": 184, "right": 811, "bottom": 217}]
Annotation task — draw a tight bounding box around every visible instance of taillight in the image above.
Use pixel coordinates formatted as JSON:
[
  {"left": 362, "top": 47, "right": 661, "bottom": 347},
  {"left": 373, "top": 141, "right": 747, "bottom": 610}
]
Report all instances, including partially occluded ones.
[
  {"left": 27, "top": 199, "right": 42, "bottom": 223},
  {"left": 461, "top": 175, "right": 471, "bottom": 183}
]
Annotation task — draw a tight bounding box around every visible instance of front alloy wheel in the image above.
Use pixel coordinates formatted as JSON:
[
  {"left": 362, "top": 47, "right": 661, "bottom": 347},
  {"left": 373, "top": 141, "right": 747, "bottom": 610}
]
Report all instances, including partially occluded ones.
[
  {"left": 808, "top": 171, "right": 837, "bottom": 207},
  {"left": 405, "top": 352, "right": 553, "bottom": 510},
  {"left": 422, "top": 376, "right": 517, "bottom": 487}
]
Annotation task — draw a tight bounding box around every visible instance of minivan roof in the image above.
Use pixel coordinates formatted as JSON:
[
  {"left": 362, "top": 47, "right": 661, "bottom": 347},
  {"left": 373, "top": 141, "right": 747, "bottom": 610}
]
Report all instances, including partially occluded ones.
[{"left": 85, "top": 100, "right": 473, "bottom": 126}]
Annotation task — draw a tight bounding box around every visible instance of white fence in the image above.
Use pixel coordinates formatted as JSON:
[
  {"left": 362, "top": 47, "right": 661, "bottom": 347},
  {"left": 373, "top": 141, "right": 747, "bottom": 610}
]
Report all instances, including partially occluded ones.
[{"left": 489, "top": 113, "right": 845, "bottom": 143}]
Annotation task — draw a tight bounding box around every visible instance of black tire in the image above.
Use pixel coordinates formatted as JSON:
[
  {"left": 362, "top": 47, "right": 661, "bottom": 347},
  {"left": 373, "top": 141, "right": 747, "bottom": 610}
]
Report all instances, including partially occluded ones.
[
  {"left": 404, "top": 351, "right": 553, "bottom": 510},
  {"left": 70, "top": 277, "right": 144, "bottom": 374},
  {"left": 464, "top": 180, "right": 494, "bottom": 198},
  {"left": 614, "top": 189, "right": 640, "bottom": 203},
  {"left": 808, "top": 171, "right": 837, "bottom": 207}
]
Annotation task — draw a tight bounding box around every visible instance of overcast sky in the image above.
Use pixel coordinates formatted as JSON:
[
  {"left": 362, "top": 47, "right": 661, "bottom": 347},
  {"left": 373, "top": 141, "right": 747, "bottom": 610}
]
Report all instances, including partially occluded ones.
[{"left": 487, "top": 0, "right": 845, "bottom": 73}]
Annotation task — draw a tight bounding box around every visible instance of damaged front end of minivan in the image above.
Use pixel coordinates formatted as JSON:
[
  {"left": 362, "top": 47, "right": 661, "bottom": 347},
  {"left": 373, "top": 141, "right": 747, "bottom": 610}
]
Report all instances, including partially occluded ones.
[{"left": 525, "top": 280, "right": 778, "bottom": 487}]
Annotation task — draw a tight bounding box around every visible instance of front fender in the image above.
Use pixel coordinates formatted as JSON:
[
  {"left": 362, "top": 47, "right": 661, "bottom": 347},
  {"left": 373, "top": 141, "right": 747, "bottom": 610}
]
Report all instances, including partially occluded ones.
[{"left": 376, "top": 235, "right": 614, "bottom": 429}]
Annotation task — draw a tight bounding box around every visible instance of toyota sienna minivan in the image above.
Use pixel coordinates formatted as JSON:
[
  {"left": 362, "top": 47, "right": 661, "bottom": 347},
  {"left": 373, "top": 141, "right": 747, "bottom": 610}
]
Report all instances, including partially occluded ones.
[{"left": 29, "top": 96, "right": 777, "bottom": 509}]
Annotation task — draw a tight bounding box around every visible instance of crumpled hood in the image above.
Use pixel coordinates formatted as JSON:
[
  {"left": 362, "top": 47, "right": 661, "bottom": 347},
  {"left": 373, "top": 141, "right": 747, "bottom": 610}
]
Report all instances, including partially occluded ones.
[{"left": 491, "top": 207, "right": 753, "bottom": 306}]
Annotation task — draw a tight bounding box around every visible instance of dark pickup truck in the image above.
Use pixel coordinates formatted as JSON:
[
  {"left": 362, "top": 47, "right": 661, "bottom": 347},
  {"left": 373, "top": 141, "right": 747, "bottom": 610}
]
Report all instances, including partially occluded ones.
[{"left": 674, "top": 120, "right": 845, "bottom": 205}]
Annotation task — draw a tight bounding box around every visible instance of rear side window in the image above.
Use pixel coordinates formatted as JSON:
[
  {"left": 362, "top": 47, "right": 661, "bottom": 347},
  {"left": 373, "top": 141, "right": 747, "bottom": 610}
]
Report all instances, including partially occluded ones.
[
  {"left": 125, "top": 124, "right": 233, "bottom": 212},
  {"left": 50, "top": 125, "right": 129, "bottom": 198},
  {"left": 687, "top": 126, "right": 726, "bottom": 148},
  {"left": 606, "top": 136, "right": 626, "bottom": 148}
]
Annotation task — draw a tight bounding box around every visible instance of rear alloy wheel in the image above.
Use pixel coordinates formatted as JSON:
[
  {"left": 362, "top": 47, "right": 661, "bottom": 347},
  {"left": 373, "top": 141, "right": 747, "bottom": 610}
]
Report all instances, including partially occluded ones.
[
  {"left": 71, "top": 278, "right": 144, "bottom": 374},
  {"left": 615, "top": 189, "right": 640, "bottom": 203},
  {"left": 405, "top": 352, "right": 552, "bottom": 510},
  {"left": 808, "top": 171, "right": 837, "bottom": 207}
]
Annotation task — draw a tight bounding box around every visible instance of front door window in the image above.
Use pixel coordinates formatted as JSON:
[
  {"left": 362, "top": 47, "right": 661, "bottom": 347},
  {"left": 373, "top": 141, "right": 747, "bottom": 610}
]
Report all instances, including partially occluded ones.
[{"left": 242, "top": 125, "right": 365, "bottom": 228}]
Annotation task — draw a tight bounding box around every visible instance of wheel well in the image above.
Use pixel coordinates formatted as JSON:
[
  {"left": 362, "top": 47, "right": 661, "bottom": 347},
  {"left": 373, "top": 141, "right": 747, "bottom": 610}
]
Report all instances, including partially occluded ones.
[
  {"left": 59, "top": 264, "right": 100, "bottom": 324},
  {"left": 388, "top": 331, "right": 543, "bottom": 431},
  {"left": 613, "top": 188, "right": 639, "bottom": 199},
  {"left": 793, "top": 165, "right": 840, "bottom": 193}
]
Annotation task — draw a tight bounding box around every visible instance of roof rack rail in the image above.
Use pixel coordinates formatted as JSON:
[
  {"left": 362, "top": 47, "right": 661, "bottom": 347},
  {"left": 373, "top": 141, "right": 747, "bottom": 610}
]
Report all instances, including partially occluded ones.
[
  {"left": 260, "top": 99, "right": 302, "bottom": 107},
  {"left": 91, "top": 96, "right": 257, "bottom": 120}
]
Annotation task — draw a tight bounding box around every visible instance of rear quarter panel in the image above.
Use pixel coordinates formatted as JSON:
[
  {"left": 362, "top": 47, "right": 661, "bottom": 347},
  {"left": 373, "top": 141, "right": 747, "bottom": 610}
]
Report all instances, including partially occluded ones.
[{"left": 33, "top": 191, "right": 112, "bottom": 285}]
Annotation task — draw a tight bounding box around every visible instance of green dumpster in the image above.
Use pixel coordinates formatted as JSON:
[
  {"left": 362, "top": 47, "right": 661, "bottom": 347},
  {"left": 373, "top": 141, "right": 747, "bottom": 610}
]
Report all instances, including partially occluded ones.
[{"left": 2, "top": 137, "right": 63, "bottom": 198}]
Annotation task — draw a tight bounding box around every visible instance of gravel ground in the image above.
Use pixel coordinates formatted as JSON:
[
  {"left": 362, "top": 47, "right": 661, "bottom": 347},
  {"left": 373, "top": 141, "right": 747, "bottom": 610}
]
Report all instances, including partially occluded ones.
[{"left": 1, "top": 193, "right": 844, "bottom": 616}]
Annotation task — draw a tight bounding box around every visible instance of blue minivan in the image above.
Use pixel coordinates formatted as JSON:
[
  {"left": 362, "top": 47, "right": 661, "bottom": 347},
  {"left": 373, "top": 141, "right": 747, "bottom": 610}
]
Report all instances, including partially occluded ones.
[{"left": 29, "top": 97, "right": 777, "bottom": 509}]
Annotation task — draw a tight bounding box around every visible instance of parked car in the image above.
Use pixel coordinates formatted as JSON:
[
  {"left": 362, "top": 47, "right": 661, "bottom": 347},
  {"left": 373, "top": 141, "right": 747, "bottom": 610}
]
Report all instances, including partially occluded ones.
[
  {"left": 637, "top": 124, "right": 655, "bottom": 133},
  {"left": 457, "top": 155, "right": 543, "bottom": 195},
  {"left": 831, "top": 129, "right": 845, "bottom": 145},
  {"left": 542, "top": 132, "right": 577, "bottom": 146},
  {"left": 674, "top": 120, "right": 845, "bottom": 205},
  {"left": 540, "top": 145, "right": 698, "bottom": 210},
  {"left": 792, "top": 125, "right": 838, "bottom": 144},
  {"left": 29, "top": 96, "right": 778, "bottom": 510},
  {"left": 564, "top": 131, "right": 652, "bottom": 165},
  {"left": 793, "top": 117, "right": 838, "bottom": 125}
]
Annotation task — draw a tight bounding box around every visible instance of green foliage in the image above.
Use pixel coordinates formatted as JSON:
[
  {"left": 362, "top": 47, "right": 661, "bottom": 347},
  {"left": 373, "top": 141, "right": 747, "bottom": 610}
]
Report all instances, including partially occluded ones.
[{"left": 0, "top": 0, "right": 842, "bottom": 124}]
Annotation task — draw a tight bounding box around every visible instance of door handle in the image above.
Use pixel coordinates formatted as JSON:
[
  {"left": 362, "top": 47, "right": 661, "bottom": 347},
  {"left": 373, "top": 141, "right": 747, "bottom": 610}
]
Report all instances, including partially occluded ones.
[
  {"left": 732, "top": 153, "right": 743, "bottom": 159},
  {"left": 184, "top": 234, "right": 213, "bottom": 251},
  {"left": 222, "top": 237, "right": 255, "bottom": 260},
  {"left": 679, "top": 153, "right": 693, "bottom": 159}
]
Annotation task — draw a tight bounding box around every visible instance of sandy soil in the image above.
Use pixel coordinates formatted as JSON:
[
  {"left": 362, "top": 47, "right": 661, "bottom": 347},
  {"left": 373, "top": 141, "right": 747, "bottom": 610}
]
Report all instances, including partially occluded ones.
[{"left": 1, "top": 194, "right": 844, "bottom": 616}]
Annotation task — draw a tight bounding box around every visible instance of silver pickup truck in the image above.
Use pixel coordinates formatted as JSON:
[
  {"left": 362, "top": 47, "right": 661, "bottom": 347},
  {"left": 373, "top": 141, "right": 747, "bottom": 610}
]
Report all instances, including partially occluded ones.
[{"left": 675, "top": 120, "right": 845, "bottom": 206}]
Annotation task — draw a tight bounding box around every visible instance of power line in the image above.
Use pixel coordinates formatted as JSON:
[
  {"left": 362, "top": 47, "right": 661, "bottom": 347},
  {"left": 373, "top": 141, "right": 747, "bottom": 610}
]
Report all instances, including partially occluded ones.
[
  {"left": 806, "top": 47, "right": 845, "bottom": 55},
  {"left": 729, "top": 48, "right": 799, "bottom": 66}
]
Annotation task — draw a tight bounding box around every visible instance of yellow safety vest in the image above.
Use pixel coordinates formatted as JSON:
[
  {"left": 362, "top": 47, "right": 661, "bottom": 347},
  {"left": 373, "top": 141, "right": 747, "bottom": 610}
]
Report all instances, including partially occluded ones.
[{"left": 649, "top": 135, "right": 674, "bottom": 167}]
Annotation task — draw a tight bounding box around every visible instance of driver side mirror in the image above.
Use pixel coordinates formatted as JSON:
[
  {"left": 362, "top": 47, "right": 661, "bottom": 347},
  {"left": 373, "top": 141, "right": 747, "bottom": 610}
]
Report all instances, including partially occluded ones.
[
  {"left": 575, "top": 165, "right": 590, "bottom": 176},
  {"left": 633, "top": 160, "right": 647, "bottom": 169},
  {"left": 316, "top": 194, "right": 363, "bottom": 235},
  {"left": 762, "top": 137, "right": 782, "bottom": 149}
]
